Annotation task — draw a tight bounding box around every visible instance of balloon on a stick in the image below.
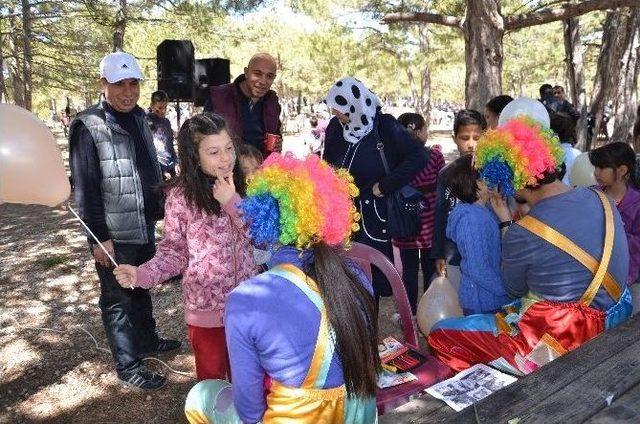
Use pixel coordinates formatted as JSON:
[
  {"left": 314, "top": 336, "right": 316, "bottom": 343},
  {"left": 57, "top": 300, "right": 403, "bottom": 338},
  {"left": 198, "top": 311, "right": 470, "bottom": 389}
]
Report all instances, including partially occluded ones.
[{"left": 0, "top": 104, "right": 70, "bottom": 206}]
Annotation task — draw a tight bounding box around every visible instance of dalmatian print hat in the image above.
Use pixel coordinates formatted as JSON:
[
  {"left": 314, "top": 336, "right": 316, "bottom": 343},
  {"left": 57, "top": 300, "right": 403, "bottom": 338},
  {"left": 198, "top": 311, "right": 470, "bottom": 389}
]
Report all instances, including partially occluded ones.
[{"left": 325, "top": 77, "right": 382, "bottom": 144}]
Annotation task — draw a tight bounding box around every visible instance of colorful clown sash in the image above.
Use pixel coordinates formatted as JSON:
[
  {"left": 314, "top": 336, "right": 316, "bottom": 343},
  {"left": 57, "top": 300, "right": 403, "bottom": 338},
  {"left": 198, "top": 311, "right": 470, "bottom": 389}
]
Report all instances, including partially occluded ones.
[
  {"left": 262, "top": 264, "right": 377, "bottom": 424},
  {"left": 517, "top": 189, "right": 620, "bottom": 306}
]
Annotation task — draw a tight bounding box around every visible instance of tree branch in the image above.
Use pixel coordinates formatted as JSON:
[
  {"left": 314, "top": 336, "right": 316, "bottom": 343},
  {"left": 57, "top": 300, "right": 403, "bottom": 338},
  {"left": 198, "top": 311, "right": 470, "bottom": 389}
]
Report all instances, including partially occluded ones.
[
  {"left": 505, "top": 0, "right": 640, "bottom": 31},
  {"left": 382, "top": 0, "right": 637, "bottom": 31},
  {"left": 381, "top": 11, "right": 462, "bottom": 28}
]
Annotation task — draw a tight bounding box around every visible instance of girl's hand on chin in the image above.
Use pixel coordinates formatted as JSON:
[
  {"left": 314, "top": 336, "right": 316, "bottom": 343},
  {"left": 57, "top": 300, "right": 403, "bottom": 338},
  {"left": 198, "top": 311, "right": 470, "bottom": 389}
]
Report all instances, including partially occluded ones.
[{"left": 212, "top": 172, "right": 236, "bottom": 205}]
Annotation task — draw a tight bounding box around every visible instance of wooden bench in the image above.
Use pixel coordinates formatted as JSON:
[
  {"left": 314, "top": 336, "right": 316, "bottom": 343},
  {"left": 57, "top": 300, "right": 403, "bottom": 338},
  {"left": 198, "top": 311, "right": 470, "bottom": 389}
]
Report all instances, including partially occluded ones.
[{"left": 380, "top": 313, "right": 640, "bottom": 423}]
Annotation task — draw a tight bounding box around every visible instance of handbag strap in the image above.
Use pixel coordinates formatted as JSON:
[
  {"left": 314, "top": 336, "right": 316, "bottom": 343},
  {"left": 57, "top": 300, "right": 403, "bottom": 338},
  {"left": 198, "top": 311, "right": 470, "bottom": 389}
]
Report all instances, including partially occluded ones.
[{"left": 373, "top": 120, "right": 391, "bottom": 176}]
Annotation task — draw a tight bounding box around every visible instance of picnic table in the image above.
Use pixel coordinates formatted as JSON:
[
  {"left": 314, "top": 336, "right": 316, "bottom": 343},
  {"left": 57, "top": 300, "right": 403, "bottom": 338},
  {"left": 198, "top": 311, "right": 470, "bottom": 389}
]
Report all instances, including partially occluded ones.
[{"left": 380, "top": 313, "right": 640, "bottom": 423}]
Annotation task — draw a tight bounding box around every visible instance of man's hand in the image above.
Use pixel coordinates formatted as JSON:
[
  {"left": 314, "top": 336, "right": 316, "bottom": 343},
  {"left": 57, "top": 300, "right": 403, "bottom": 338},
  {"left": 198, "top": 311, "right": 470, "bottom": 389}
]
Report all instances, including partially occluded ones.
[
  {"left": 213, "top": 173, "right": 236, "bottom": 205},
  {"left": 435, "top": 258, "right": 447, "bottom": 277},
  {"left": 93, "top": 240, "right": 115, "bottom": 268},
  {"left": 113, "top": 265, "right": 138, "bottom": 288}
]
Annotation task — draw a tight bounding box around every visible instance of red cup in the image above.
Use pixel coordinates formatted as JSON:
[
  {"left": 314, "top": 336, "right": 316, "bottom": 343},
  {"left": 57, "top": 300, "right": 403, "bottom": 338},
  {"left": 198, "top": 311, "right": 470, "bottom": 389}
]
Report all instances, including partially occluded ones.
[{"left": 265, "top": 133, "right": 280, "bottom": 152}]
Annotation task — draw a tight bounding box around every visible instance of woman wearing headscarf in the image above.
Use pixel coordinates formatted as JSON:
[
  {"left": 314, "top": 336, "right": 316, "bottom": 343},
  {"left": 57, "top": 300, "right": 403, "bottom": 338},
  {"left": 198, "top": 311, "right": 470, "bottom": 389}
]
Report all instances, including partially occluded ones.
[{"left": 323, "top": 77, "right": 428, "bottom": 301}]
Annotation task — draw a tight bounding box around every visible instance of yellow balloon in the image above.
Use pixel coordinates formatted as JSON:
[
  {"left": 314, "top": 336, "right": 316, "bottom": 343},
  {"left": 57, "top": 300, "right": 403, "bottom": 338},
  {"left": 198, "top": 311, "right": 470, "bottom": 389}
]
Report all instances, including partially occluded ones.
[
  {"left": 416, "top": 276, "right": 463, "bottom": 336},
  {"left": 0, "top": 104, "right": 70, "bottom": 207}
]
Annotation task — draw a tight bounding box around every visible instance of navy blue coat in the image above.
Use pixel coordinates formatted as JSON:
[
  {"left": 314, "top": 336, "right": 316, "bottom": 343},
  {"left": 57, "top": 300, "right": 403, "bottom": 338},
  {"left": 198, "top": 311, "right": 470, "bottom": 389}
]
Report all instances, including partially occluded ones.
[{"left": 324, "top": 113, "right": 427, "bottom": 296}]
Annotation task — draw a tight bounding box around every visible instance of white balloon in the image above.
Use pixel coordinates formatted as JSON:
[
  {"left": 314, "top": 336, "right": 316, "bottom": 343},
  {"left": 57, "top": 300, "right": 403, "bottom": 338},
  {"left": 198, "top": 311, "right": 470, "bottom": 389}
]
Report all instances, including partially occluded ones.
[
  {"left": 498, "top": 97, "right": 550, "bottom": 128},
  {"left": 416, "top": 276, "right": 463, "bottom": 336},
  {"left": 569, "top": 151, "right": 597, "bottom": 187}
]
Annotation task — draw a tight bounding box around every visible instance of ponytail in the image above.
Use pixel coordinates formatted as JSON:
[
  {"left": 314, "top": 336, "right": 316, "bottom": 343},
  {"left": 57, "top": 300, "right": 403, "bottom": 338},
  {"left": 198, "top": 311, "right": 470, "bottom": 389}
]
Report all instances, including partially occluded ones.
[{"left": 307, "top": 242, "right": 380, "bottom": 397}]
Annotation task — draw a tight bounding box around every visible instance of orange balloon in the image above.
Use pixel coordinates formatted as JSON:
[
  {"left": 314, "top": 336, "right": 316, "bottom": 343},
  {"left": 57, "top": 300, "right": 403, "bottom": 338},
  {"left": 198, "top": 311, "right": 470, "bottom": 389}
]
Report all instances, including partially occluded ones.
[
  {"left": 416, "top": 276, "right": 463, "bottom": 336},
  {"left": 0, "top": 104, "right": 70, "bottom": 207}
]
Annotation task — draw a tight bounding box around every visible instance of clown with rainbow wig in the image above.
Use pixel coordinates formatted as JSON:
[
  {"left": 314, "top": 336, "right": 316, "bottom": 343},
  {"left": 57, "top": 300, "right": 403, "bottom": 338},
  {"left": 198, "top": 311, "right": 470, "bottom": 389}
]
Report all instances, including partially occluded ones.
[
  {"left": 185, "top": 153, "right": 380, "bottom": 424},
  {"left": 427, "top": 101, "right": 632, "bottom": 376}
]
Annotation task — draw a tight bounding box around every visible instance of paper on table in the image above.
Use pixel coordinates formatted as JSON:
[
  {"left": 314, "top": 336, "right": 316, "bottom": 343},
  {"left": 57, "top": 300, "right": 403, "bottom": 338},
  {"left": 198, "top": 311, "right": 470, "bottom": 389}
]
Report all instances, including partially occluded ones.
[{"left": 425, "top": 363, "right": 518, "bottom": 412}]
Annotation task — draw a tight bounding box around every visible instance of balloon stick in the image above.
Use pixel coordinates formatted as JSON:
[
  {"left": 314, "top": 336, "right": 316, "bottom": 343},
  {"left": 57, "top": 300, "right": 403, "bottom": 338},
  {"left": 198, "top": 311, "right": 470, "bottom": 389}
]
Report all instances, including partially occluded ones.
[{"left": 68, "top": 204, "right": 118, "bottom": 268}]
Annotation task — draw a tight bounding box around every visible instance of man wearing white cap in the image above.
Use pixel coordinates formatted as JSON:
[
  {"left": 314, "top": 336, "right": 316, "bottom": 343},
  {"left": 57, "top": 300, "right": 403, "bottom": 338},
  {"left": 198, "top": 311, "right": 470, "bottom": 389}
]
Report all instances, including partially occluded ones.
[{"left": 69, "top": 52, "right": 180, "bottom": 390}]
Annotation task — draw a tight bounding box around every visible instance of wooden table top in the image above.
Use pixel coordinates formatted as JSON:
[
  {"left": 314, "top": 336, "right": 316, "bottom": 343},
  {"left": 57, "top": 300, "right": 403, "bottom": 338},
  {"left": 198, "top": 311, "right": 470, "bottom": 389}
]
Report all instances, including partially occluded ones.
[{"left": 380, "top": 313, "right": 640, "bottom": 424}]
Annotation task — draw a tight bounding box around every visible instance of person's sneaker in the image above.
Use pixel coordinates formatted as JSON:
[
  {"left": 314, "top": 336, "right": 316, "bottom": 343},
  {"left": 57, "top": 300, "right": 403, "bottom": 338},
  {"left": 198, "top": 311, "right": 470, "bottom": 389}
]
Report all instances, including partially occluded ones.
[
  {"left": 119, "top": 366, "right": 166, "bottom": 390},
  {"left": 143, "top": 338, "right": 181, "bottom": 356}
]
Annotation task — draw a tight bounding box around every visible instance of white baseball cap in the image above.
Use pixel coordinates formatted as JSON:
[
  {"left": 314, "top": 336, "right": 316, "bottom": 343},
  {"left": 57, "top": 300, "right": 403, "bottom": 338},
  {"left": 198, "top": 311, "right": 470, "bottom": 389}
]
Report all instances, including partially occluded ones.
[{"left": 99, "top": 51, "right": 144, "bottom": 83}]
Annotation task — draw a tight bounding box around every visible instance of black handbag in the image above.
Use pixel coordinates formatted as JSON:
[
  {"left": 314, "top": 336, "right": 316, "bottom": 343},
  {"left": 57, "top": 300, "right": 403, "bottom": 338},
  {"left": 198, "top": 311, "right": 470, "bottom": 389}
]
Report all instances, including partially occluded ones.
[{"left": 374, "top": 126, "right": 426, "bottom": 239}]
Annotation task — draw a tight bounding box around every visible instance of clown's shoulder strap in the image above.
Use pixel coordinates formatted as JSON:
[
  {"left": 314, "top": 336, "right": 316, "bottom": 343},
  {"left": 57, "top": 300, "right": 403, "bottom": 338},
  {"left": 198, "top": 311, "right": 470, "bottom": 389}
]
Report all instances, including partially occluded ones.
[{"left": 516, "top": 188, "right": 620, "bottom": 306}]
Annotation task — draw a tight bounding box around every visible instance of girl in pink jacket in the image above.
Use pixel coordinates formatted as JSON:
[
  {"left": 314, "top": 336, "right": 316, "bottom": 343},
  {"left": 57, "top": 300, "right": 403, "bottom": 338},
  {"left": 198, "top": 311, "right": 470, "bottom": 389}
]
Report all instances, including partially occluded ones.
[{"left": 114, "top": 113, "right": 256, "bottom": 381}]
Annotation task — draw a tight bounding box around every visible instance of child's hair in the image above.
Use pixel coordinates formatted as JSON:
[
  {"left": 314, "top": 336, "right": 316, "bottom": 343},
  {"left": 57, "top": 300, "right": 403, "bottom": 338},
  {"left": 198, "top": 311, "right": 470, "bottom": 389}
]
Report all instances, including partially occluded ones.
[
  {"left": 237, "top": 143, "right": 264, "bottom": 165},
  {"left": 397, "top": 112, "right": 426, "bottom": 132},
  {"left": 550, "top": 112, "right": 577, "bottom": 145},
  {"left": 485, "top": 95, "right": 513, "bottom": 117},
  {"left": 151, "top": 90, "right": 169, "bottom": 104},
  {"left": 454, "top": 109, "right": 487, "bottom": 135},
  {"left": 446, "top": 155, "right": 480, "bottom": 203},
  {"left": 309, "top": 116, "right": 319, "bottom": 128},
  {"left": 167, "top": 112, "right": 246, "bottom": 215},
  {"left": 589, "top": 142, "right": 639, "bottom": 188}
]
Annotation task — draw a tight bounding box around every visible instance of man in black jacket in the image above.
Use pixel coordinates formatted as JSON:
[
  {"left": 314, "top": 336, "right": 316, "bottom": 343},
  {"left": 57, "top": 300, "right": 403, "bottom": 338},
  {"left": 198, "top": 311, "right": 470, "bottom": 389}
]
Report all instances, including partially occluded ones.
[{"left": 69, "top": 52, "right": 180, "bottom": 390}]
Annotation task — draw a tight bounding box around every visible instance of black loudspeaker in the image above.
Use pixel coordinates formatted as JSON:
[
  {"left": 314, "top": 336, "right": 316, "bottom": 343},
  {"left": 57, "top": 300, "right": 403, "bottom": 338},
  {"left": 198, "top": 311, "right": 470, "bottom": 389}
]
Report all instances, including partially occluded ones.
[
  {"left": 194, "top": 58, "right": 231, "bottom": 107},
  {"left": 157, "top": 40, "right": 195, "bottom": 102}
]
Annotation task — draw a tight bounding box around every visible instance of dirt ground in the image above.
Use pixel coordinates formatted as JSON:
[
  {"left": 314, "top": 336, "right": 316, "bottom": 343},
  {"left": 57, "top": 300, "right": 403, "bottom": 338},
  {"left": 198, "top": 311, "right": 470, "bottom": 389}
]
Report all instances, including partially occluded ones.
[{"left": 0, "top": 125, "right": 436, "bottom": 423}]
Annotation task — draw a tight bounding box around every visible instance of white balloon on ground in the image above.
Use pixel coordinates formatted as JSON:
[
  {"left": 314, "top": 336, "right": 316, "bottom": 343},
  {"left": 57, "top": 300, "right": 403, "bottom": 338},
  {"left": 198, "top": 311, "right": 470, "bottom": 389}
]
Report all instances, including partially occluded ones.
[
  {"left": 0, "top": 104, "right": 70, "bottom": 207},
  {"left": 498, "top": 97, "right": 550, "bottom": 128},
  {"left": 569, "top": 152, "right": 597, "bottom": 187},
  {"left": 416, "top": 276, "right": 463, "bottom": 336}
]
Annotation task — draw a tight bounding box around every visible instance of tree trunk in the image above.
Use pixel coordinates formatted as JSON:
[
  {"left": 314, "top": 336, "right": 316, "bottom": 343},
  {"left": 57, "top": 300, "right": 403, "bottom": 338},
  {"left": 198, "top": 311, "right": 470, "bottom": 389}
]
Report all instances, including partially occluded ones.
[
  {"left": 587, "top": 10, "right": 625, "bottom": 150},
  {"left": 7, "top": 8, "right": 25, "bottom": 107},
  {"left": 113, "top": 0, "right": 127, "bottom": 52},
  {"left": 463, "top": 0, "right": 504, "bottom": 111},
  {"left": 21, "top": 0, "right": 33, "bottom": 110},
  {"left": 563, "top": 16, "right": 589, "bottom": 150},
  {"left": 0, "top": 21, "right": 6, "bottom": 103},
  {"left": 417, "top": 24, "right": 431, "bottom": 134},
  {"left": 611, "top": 8, "right": 640, "bottom": 146}
]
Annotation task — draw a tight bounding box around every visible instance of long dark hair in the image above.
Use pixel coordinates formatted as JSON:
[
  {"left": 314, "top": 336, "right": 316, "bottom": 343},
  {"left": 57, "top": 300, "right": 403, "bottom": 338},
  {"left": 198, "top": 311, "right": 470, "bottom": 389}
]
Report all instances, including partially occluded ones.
[
  {"left": 589, "top": 142, "right": 640, "bottom": 188},
  {"left": 446, "top": 155, "right": 480, "bottom": 203},
  {"left": 166, "top": 113, "right": 247, "bottom": 214},
  {"left": 305, "top": 242, "right": 380, "bottom": 398}
]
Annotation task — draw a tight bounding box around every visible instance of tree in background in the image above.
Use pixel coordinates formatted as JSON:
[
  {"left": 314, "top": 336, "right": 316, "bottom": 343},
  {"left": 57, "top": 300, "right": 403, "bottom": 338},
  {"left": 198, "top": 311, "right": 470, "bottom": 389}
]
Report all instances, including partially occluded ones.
[{"left": 382, "top": 0, "right": 639, "bottom": 110}]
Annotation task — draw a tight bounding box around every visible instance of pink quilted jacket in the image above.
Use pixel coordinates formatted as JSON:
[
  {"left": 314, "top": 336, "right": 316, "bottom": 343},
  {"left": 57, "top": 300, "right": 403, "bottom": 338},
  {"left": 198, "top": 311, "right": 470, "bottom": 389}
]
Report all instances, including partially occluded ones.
[{"left": 137, "top": 187, "right": 256, "bottom": 328}]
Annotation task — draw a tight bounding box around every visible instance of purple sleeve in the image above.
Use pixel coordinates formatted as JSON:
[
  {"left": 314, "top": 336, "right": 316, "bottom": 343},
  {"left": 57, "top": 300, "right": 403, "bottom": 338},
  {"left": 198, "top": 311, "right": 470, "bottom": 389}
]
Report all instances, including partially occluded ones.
[
  {"left": 136, "top": 189, "right": 189, "bottom": 288},
  {"left": 625, "top": 213, "right": 640, "bottom": 283},
  {"left": 225, "top": 286, "right": 267, "bottom": 423}
]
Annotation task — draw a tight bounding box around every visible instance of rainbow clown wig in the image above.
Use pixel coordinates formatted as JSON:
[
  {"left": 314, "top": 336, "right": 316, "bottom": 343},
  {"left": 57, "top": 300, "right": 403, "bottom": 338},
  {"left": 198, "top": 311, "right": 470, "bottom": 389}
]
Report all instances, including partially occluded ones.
[
  {"left": 474, "top": 116, "right": 564, "bottom": 196},
  {"left": 239, "top": 153, "right": 360, "bottom": 249}
]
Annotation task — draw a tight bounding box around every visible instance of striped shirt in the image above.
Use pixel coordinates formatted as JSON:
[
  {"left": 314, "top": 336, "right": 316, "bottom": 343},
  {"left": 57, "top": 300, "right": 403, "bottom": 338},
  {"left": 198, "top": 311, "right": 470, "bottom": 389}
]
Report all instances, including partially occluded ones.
[{"left": 392, "top": 145, "right": 446, "bottom": 249}]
